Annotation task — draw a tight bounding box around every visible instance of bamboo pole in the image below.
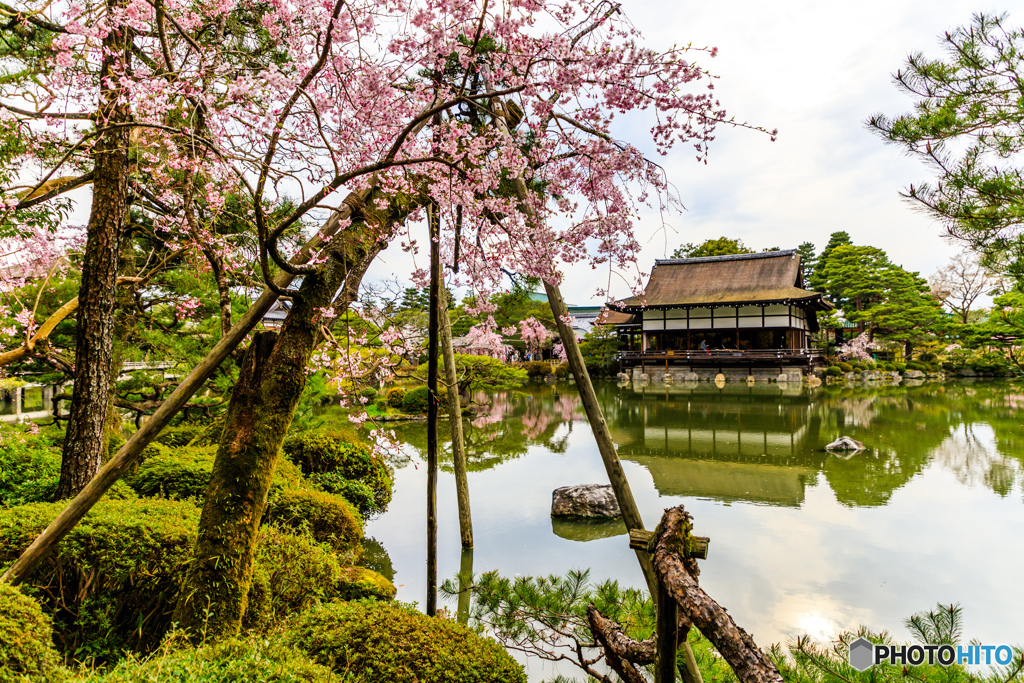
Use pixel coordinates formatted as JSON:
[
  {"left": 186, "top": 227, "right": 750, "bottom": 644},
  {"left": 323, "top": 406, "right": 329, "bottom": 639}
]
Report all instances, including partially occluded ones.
[
  {"left": 426, "top": 200, "right": 440, "bottom": 617},
  {"left": 1, "top": 197, "right": 362, "bottom": 586},
  {"left": 439, "top": 289, "right": 472, "bottom": 548}
]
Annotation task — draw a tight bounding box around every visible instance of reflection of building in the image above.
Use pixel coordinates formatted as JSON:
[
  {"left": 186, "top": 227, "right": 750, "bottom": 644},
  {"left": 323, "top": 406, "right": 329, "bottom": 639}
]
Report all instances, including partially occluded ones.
[
  {"left": 606, "top": 251, "right": 833, "bottom": 374},
  {"left": 614, "top": 389, "right": 824, "bottom": 507}
]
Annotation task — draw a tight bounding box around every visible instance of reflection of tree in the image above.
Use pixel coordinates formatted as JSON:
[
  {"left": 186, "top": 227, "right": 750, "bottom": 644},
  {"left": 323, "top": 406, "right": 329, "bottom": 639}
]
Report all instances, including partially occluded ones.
[
  {"left": 390, "top": 388, "right": 578, "bottom": 472},
  {"left": 373, "top": 380, "right": 1024, "bottom": 505}
]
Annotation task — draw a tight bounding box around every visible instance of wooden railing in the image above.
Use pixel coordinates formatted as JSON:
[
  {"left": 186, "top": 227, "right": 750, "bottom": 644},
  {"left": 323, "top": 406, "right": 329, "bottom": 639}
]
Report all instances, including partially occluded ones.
[{"left": 620, "top": 348, "right": 824, "bottom": 363}]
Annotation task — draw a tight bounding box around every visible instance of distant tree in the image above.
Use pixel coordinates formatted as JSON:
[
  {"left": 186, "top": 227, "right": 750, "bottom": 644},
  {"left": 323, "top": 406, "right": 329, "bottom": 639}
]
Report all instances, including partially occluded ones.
[
  {"left": 671, "top": 236, "right": 753, "bottom": 258},
  {"left": 809, "top": 231, "right": 852, "bottom": 291},
  {"left": 796, "top": 241, "right": 817, "bottom": 286},
  {"left": 578, "top": 325, "right": 622, "bottom": 371},
  {"left": 929, "top": 251, "right": 994, "bottom": 323},
  {"left": 869, "top": 13, "right": 1024, "bottom": 285},
  {"left": 869, "top": 266, "right": 946, "bottom": 358},
  {"left": 815, "top": 244, "right": 891, "bottom": 314}
]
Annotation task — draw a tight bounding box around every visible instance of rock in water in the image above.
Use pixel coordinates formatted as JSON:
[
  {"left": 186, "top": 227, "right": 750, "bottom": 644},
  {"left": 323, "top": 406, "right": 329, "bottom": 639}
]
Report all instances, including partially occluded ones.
[
  {"left": 551, "top": 484, "right": 621, "bottom": 518},
  {"left": 825, "top": 436, "right": 865, "bottom": 451}
]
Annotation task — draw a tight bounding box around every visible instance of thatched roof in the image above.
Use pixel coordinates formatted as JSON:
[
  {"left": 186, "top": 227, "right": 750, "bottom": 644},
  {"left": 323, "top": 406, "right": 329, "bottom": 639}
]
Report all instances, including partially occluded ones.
[
  {"left": 595, "top": 308, "right": 640, "bottom": 326},
  {"left": 610, "top": 250, "right": 832, "bottom": 311}
]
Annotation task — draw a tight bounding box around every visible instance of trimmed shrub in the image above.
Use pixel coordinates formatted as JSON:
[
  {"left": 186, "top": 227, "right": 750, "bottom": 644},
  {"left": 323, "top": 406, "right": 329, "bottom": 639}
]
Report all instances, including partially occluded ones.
[
  {"left": 128, "top": 445, "right": 305, "bottom": 501},
  {"left": 307, "top": 473, "right": 378, "bottom": 517},
  {"left": 0, "top": 498, "right": 201, "bottom": 664},
  {"left": 335, "top": 567, "right": 395, "bottom": 602},
  {"left": 825, "top": 366, "right": 842, "bottom": 377},
  {"left": 247, "top": 526, "right": 347, "bottom": 629},
  {"left": 373, "top": 398, "right": 387, "bottom": 412},
  {"left": 553, "top": 361, "right": 570, "bottom": 378},
  {"left": 283, "top": 430, "right": 392, "bottom": 513},
  {"left": 83, "top": 637, "right": 332, "bottom": 683},
  {"left": 522, "top": 361, "right": 552, "bottom": 378},
  {"left": 0, "top": 497, "right": 357, "bottom": 664},
  {"left": 895, "top": 362, "right": 907, "bottom": 372},
  {"left": 401, "top": 385, "right": 430, "bottom": 413},
  {"left": 385, "top": 387, "right": 406, "bottom": 408},
  {"left": 1, "top": 426, "right": 135, "bottom": 507},
  {"left": 286, "top": 601, "right": 526, "bottom": 683},
  {"left": 152, "top": 423, "right": 205, "bottom": 448},
  {"left": 0, "top": 582, "right": 64, "bottom": 682},
  {"left": 265, "top": 489, "right": 362, "bottom": 559},
  {"left": 837, "top": 361, "right": 853, "bottom": 372}
]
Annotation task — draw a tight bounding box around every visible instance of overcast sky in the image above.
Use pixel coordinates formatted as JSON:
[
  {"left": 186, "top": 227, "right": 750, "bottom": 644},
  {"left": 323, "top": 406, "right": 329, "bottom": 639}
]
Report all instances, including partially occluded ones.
[{"left": 365, "top": 0, "right": 1002, "bottom": 305}]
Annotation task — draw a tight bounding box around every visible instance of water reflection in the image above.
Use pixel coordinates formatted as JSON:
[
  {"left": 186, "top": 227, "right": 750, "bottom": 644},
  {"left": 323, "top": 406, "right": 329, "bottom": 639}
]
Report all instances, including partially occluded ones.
[{"left": 342, "top": 380, "right": 1024, "bottom": 663}]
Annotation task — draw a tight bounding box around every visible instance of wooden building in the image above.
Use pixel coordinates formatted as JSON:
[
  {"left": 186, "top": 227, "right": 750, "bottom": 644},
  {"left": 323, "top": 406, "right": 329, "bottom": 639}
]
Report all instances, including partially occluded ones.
[{"left": 607, "top": 250, "right": 832, "bottom": 369}]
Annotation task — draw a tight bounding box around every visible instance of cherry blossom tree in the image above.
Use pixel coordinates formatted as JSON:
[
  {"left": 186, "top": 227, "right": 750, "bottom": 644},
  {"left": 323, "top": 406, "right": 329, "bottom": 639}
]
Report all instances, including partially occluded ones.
[{"left": 1, "top": 0, "right": 769, "bottom": 639}]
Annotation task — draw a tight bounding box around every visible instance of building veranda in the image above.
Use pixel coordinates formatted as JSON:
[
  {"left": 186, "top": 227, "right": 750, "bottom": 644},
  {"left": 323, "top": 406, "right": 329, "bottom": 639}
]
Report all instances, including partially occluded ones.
[{"left": 604, "top": 250, "right": 833, "bottom": 380}]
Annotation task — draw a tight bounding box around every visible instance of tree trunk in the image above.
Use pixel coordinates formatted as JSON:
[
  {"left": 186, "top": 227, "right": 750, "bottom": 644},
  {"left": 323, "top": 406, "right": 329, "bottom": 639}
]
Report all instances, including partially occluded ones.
[
  {"left": 0, "top": 186, "right": 395, "bottom": 588},
  {"left": 652, "top": 506, "right": 783, "bottom": 683},
  {"left": 56, "top": 0, "right": 131, "bottom": 500},
  {"left": 173, "top": 197, "right": 412, "bottom": 640},
  {"left": 439, "top": 289, "right": 472, "bottom": 548}
]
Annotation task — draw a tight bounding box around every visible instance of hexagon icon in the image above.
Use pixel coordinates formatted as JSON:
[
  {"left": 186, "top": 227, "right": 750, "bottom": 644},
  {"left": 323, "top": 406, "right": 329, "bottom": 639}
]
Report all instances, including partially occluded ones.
[{"left": 849, "top": 637, "right": 875, "bottom": 672}]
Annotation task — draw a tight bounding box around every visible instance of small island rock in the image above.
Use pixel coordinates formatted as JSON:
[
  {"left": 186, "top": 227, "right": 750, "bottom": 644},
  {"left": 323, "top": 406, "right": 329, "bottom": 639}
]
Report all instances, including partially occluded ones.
[
  {"left": 551, "top": 484, "right": 621, "bottom": 518},
  {"left": 825, "top": 436, "right": 865, "bottom": 451}
]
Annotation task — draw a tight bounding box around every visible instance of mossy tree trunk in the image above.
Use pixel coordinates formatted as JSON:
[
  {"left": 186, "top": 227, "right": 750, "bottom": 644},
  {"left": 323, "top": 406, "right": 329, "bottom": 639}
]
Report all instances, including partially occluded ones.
[{"left": 173, "top": 195, "right": 414, "bottom": 640}]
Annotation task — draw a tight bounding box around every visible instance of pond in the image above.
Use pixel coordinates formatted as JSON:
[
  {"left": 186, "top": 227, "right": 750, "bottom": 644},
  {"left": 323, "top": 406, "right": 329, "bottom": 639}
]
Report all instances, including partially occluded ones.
[{"left": 328, "top": 380, "right": 1024, "bottom": 659}]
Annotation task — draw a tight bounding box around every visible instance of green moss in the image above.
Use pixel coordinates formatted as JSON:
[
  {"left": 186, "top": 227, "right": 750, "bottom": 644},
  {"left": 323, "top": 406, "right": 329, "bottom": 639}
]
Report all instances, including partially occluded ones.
[
  {"left": 265, "top": 489, "right": 362, "bottom": 559},
  {"left": 82, "top": 637, "right": 332, "bottom": 683},
  {"left": 335, "top": 566, "right": 395, "bottom": 601},
  {"left": 286, "top": 601, "right": 526, "bottom": 683},
  {"left": 282, "top": 429, "right": 392, "bottom": 513},
  {"left": 0, "top": 582, "right": 65, "bottom": 682}
]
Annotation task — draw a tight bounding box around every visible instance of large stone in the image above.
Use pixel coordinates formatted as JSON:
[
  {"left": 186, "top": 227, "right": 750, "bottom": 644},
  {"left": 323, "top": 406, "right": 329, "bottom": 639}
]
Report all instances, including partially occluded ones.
[
  {"left": 825, "top": 436, "right": 865, "bottom": 452},
  {"left": 616, "top": 372, "right": 630, "bottom": 381},
  {"left": 551, "top": 484, "right": 621, "bottom": 519},
  {"left": 904, "top": 370, "right": 925, "bottom": 379}
]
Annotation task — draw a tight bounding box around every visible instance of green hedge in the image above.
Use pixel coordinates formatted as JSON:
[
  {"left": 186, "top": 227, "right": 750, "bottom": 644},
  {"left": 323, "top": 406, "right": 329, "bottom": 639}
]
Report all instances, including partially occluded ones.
[
  {"left": 335, "top": 567, "right": 395, "bottom": 602},
  {"left": 0, "top": 426, "right": 135, "bottom": 507},
  {"left": 285, "top": 601, "right": 526, "bottom": 683},
  {"left": 306, "top": 473, "right": 378, "bottom": 517},
  {"left": 152, "top": 423, "right": 206, "bottom": 448},
  {"left": 522, "top": 361, "right": 552, "bottom": 378},
  {"left": 82, "top": 638, "right": 332, "bottom": 683},
  {"left": 401, "top": 385, "right": 430, "bottom": 414},
  {"left": 0, "top": 582, "right": 64, "bottom": 682},
  {"left": 128, "top": 445, "right": 306, "bottom": 501},
  {"left": 264, "top": 489, "right": 362, "bottom": 559},
  {"left": 825, "top": 366, "right": 842, "bottom": 377},
  {"left": 283, "top": 430, "right": 392, "bottom": 513},
  {"left": 0, "top": 498, "right": 355, "bottom": 664},
  {"left": 0, "top": 498, "right": 200, "bottom": 664}
]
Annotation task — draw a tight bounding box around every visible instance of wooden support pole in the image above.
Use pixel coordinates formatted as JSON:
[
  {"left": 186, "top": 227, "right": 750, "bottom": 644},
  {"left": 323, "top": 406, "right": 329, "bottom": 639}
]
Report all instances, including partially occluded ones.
[
  {"left": 426, "top": 200, "right": 440, "bottom": 617},
  {"left": 656, "top": 580, "right": 678, "bottom": 683},
  {"left": 439, "top": 289, "right": 472, "bottom": 549}
]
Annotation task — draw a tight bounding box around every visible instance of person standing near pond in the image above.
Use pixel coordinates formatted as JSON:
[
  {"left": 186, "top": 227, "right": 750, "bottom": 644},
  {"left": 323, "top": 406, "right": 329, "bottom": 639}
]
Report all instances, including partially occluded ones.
[{"left": 700, "top": 339, "right": 709, "bottom": 355}]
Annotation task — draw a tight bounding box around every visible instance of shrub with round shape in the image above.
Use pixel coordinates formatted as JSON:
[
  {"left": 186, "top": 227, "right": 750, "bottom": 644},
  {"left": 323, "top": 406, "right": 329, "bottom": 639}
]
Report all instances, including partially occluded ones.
[
  {"left": 825, "top": 366, "right": 843, "bottom": 377},
  {"left": 400, "top": 385, "right": 430, "bottom": 414},
  {"left": 283, "top": 430, "right": 392, "bottom": 512},
  {"left": 385, "top": 386, "right": 406, "bottom": 408},
  {"left": 265, "top": 489, "right": 362, "bottom": 559},
  {"left": 0, "top": 582, "right": 64, "bottom": 682},
  {"left": 335, "top": 567, "right": 395, "bottom": 601},
  {"left": 286, "top": 601, "right": 526, "bottom": 683}
]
